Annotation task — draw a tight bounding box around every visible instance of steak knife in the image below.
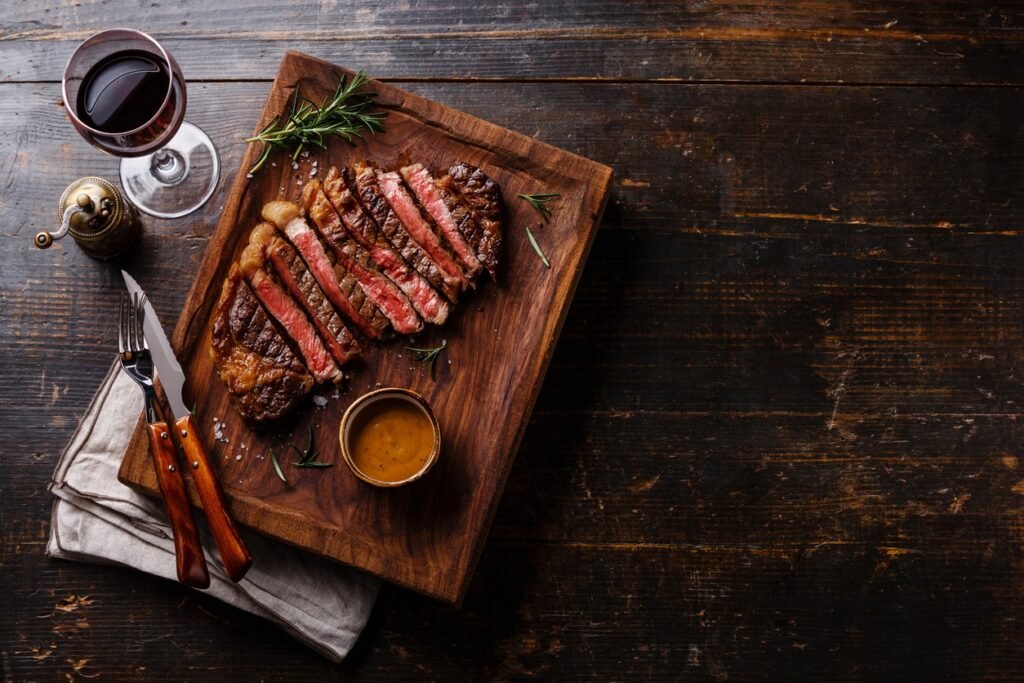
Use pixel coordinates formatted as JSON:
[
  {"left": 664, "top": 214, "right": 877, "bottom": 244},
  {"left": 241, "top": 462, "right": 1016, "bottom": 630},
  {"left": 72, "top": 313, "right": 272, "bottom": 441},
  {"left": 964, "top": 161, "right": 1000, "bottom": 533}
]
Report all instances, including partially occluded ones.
[{"left": 122, "top": 270, "right": 253, "bottom": 582}]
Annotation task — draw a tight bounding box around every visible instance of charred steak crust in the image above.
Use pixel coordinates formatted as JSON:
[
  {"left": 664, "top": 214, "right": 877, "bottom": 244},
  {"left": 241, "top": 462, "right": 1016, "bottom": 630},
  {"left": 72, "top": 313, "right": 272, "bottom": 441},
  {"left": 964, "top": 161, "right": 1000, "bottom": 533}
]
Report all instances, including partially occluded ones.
[
  {"left": 353, "top": 162, "right": 461, "bottom": 303},
  {"left": 210, "top": 263, "right": 313, "bottom": 423},
  {"left": 446, "top": 162, "right": 503, "bottom": 278},
  {"left": 303, "top": 179, "right": 423, "bottom": 335},
  {"left": 324, "top": 166, "right": 449, "bottom": 325},
  {"left": 264, "top": 229, "right": 361, "bottom": 366}
]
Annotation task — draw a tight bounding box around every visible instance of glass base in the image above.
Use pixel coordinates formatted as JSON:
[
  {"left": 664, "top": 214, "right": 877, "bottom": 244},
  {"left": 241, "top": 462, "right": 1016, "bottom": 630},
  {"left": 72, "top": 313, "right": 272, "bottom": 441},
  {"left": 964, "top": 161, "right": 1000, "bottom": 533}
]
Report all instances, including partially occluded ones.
[{"left": 119, "top": 121, "right": 219, "bottom": 219}]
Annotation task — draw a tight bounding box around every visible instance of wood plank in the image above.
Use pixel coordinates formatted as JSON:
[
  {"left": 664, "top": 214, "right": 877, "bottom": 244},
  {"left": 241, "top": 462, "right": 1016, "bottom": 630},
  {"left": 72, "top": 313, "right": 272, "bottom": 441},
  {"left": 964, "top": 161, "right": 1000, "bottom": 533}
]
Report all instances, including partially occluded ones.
[
  {"left": 4, "top": 80, "right": 1023, "bottom": 237},
  {"left": 113, "top": 52, "right": 612, "bottom": 603},
  {"left": 2, "top": 2, "right": 1022, "bottom": 84},
  {"left": 5, "top": 538, "right": 1024, "bottom": 680}
]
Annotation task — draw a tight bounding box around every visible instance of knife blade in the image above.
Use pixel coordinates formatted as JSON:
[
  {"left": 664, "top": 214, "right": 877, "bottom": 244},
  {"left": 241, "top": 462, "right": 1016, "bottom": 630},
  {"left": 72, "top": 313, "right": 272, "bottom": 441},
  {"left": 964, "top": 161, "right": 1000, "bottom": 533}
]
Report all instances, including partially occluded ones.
[
  {"left": 121, "top": 270, "right": 189, "bottom": 420},
  {"left": 121, "top": 270, "right": 253, "bottom": 582}
]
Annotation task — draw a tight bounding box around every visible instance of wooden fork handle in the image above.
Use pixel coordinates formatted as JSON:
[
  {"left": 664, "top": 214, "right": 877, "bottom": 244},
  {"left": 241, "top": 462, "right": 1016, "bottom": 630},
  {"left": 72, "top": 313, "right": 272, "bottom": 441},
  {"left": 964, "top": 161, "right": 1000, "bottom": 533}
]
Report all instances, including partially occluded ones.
[
  {"left": 175, "top": 414, "right": 253, "bottom": 582},
  {"left": 146, "top": 421, "right": 211, "bottom": 589}
]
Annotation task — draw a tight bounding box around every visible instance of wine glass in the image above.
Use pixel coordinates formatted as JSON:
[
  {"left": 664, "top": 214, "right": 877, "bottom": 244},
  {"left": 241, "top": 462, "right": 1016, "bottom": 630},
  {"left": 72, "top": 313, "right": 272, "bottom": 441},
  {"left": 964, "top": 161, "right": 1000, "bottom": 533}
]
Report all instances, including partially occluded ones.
[{"left": 62, "top": 28, "right": 219, "bottom": 219}]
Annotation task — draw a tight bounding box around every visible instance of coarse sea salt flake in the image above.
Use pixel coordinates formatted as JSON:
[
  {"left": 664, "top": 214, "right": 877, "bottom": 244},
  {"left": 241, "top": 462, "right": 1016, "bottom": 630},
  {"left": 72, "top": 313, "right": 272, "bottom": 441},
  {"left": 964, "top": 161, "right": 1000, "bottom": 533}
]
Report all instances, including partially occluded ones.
[{"left": 313, "top": 395, "right": 328, "bottom": 407}]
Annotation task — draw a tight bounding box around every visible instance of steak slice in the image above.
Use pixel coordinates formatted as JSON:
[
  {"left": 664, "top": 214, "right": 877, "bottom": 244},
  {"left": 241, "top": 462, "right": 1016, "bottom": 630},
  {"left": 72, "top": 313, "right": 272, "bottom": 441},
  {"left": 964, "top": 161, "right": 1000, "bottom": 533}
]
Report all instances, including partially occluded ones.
[
  {"left": 353, "top": 162, "right": 461, "bottom": 303},
  {"left": 444, "top": 162, "right": 503, "bottom": 278},
  {"left": 400, "top": 163, "right": 483, "bottom": 278},
  {"left": 254, "top": 221, "right": 361, "bottom": 367},
  {"left": 377, "top": 169, "right": 470, "bottom": 291},
  {"left": 323, "top": 166, "right": 449, "bottom": 325},
  {"left": 262, "top": 201, "right": 392, "bottom": 340},
  {"left": 302, "top": 179, "right": 423, "bottom": 335},
  {"left": 240, "top": 231, "right": 342, "bottom": 384},
  {"left": 210, "top": 263, "right": 313, "bottom": 423}
]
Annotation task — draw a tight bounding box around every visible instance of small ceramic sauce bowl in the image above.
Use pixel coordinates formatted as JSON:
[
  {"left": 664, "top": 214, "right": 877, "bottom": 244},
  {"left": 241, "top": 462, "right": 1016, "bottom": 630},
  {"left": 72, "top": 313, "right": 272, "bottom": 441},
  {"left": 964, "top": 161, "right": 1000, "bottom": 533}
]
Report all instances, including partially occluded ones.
[{"left": 339, "top": 387, "right": 441, "bottom": 487}]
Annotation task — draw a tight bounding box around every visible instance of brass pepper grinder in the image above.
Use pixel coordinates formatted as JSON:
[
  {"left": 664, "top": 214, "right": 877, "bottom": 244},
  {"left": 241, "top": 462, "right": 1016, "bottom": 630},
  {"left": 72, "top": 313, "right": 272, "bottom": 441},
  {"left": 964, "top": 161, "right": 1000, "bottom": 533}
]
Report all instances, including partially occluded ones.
[{"left": 35, "top": 176, "right": 141, "bottom": 260}]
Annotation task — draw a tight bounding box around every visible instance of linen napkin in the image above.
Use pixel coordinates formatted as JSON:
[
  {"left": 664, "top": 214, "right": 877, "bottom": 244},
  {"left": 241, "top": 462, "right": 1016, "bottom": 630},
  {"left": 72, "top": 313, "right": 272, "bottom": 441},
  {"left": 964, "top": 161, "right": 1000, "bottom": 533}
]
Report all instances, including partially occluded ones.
[{"left": 46, "top": 362, "right": 379, "bottom": 661}]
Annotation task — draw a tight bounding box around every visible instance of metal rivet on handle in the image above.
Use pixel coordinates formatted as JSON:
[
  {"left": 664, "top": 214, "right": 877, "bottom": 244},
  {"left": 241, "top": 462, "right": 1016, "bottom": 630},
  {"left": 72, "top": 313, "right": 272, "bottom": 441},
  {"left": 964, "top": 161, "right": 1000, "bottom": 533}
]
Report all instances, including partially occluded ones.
[
  {"left": 192, "top": 461, "right": 199, "bottom": 469},
  {"left": 167, "top": 464, "right": 176, "bottom": 472},
  {"left": 181, "top": 429, "right": 188, "bottom": 437},
  {"left": 160, "top": 431, "right": 168, "bottom": 440}
]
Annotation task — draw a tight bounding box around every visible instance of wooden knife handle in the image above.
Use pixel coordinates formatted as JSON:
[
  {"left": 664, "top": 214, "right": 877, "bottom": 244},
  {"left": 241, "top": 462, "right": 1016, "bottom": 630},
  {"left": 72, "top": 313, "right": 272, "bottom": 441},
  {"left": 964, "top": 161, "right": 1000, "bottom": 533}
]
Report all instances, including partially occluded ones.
[
  {"left": 175, "top": 414, "right": 253, "bottom": 582},
  {"left": 146, "top": 422, "right": 210, "bottom": 588}
]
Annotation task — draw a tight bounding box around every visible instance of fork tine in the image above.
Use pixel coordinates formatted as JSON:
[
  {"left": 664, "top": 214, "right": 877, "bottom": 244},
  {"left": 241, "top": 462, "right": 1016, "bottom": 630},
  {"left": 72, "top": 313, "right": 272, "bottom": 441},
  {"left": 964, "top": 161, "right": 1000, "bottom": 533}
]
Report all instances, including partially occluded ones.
[{"left": 118, "top": 293, "right": 127, "bottom": 354}]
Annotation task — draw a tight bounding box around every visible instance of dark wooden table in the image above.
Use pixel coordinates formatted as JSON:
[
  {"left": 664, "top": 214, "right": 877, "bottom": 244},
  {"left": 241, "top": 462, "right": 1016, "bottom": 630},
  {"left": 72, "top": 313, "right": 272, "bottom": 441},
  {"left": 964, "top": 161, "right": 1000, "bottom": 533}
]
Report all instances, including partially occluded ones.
[{"left": 4, "top": 3, "right": 1024, "bottom": 680}]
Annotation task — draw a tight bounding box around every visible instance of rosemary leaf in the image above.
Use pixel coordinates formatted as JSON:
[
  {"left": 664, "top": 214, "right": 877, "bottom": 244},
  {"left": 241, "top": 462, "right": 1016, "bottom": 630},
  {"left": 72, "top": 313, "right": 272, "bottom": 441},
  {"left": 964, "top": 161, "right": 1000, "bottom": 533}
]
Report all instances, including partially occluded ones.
[
  {"left": 246, "top": 71, "right": 385, "bottom": 174},
  {"left": 289, "top": 424, "right": 317, "bottom": 464},
  {"left": 270, "top": 449, "right": 287, "bottom": 483},
  {"left": 292, "top": 461, "right": 334, "bottom": 468},
  {"left": 525, "top": 226, "right": 551, "bottom": 268},
  {"left": 406, "top": 340, "right": 448, "bottom": 380},
  {"left": 518, "top": 193, "right": 560, "bottom": 222}
]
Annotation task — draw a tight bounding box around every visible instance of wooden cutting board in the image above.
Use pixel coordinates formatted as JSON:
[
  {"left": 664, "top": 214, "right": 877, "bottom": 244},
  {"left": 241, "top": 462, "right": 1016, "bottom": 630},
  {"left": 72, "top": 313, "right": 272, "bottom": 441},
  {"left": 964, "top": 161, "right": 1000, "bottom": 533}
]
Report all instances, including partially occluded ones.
[{"left": 119, "top": 50, "right": 613, "bottom": 603}]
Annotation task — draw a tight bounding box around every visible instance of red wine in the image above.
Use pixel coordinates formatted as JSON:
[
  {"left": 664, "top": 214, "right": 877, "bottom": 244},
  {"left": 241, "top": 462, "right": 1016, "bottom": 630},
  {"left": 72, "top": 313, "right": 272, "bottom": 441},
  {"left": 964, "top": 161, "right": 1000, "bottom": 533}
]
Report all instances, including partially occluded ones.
[{"left": 77, "top": 50, "right": 170, "bottom": 133}]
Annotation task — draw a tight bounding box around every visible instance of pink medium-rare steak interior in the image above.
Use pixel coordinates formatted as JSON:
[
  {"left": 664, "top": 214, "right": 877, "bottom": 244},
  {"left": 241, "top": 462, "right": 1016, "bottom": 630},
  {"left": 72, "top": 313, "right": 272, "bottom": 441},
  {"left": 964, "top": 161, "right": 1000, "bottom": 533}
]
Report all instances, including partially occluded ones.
[
  {"left": 400, "top": 163, "right": 482, "bottom": 278},
  {"left": 323, "top": 166, "right": 449, "bottom": 325},
  {"left": 353, "top": 162, "right": 461, "bottom": 303},
  {"left": 274, "top": 212, "right": 392, "bottom": 341},
  {"left": 240, "top": 238, "right": 342, "bottom": 384},
  {"left": 303, "top": 179, "right": 423, "bottom": 335},
  {"left": 377, "top": 169, "right": 470, "bottom": 290},
  {"left": 210, "top": 263, "right": 313, "bottom": 422},
  {"left": 261, "top": 224, "right": 361, "bottom": 366}
]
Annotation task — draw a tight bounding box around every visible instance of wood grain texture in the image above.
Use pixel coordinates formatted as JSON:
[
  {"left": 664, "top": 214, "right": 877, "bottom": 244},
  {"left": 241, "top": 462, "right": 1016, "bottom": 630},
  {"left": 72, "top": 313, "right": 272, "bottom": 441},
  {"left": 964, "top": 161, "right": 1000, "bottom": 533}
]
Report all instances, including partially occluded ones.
[
  {"left": 2, "top": 2, "right": 1023, "bottom": 85},
  {"left": 115, "top": 52, "right": 613, "bottom": 603},
  {"left": 5, "top": 1, "right": 1024, "bottom": 679}
]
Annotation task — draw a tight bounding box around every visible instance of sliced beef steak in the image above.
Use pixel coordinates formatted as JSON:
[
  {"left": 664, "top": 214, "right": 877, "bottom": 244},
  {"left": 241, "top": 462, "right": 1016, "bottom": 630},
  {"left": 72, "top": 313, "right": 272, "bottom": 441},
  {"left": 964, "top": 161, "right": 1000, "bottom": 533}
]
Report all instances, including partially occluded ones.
[
  {"left": 400, "top": 163, "right": 483, "bottom": 278},
  {"left": 302, "top": 179, "right": 423, "bottom": 335},
  {"left": 444, "top": 162, "right": 503, "bottom": 278},
  {"left": 240, "top": 232, "right": 342, "bottom": 384},
  {"left": 323, "top": 166, "right": 449, "bottom": 325},
  {"left": 262, "top": 201, "right": 392, "bottom": 340},
  {"left": 353, "top": 162, "right": 461, "bottom": 303},
  {"left": 377, "top": 170, "right": 470, "bottom": 291},
  {"left": 253, "top": 221, "right": 361, "bottom": 366},
  {"left": 210, "top": 263, "right": 313, "bottom": 423}
]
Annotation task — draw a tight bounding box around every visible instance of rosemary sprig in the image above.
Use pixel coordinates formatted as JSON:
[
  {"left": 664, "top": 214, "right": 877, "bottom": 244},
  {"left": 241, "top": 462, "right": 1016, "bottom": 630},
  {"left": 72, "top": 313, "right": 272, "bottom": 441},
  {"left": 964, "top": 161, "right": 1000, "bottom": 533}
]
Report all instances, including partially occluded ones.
[
  {"left": 518, "top": 193, "right": 560, "bottom": 222},
  {"left": 270, "top": 448, "right": 288, "bottom": 483},
  {"left": 406, "top": 340, "right": 447, "bottom": 380},
  {"left": 525, "top": 226, "right": 551, "bottom": 268},
  {"left": 246, "top": 71, "right": 386, "bottom": 174},
  {"left": 290, "top": 424, "right": 333, "bottom": 468}
]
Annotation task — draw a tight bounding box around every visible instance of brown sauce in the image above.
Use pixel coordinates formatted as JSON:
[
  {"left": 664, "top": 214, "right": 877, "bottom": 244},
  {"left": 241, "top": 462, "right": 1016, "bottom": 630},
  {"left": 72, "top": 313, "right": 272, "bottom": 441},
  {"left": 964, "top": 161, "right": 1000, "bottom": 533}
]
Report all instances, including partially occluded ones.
[{"left": 348, "top": 397, "right": 434, "bottom": 482}]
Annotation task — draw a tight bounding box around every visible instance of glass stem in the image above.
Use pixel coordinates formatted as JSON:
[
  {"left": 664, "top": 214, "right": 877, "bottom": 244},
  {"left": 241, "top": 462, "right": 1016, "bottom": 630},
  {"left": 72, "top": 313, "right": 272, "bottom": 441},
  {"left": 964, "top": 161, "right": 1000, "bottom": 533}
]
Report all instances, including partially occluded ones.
[{"left": 150, "top": 147, "right": 187, "bottom": 185}]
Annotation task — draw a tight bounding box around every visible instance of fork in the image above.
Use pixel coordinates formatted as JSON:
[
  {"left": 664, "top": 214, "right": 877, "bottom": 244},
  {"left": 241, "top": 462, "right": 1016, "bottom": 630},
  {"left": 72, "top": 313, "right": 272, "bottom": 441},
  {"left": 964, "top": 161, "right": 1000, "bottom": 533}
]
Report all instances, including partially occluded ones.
[{"left": 119, "top": 292, "right": 210, "bottom": 589}]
